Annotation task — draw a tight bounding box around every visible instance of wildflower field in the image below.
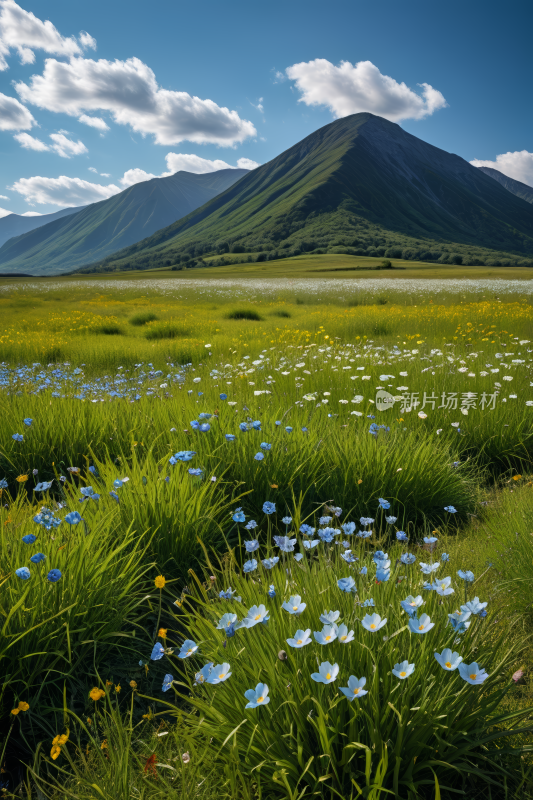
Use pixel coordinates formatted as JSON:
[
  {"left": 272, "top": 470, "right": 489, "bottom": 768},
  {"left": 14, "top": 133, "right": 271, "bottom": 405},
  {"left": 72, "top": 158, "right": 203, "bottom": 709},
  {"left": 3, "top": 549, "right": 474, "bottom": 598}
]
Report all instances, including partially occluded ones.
[{"left": 1, "top": 265, "right": 533, "bottom": 800}]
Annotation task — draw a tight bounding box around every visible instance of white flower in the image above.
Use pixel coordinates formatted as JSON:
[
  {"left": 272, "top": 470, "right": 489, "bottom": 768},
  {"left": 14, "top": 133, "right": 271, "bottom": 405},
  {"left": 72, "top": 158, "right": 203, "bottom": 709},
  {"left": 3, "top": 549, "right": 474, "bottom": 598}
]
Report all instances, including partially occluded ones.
[
  {"left": 503, "top": 376, "right": 513, "bottom": 381},
  {"left": 436, "top": 429, "right": 442, "bottom": 434},
  {"left": 526, "top": 401, "right": 533, "bottom": 407},
  {"left": 451, "top": 422, "right": 460, "bottom": 428},
  {"left": 205, "top": 344, "right": 212, "bottom": 348},
  {"left": 362, "top": 376, "right": 371, "bottom": 380},
  {"left": 323, "top": 392, "right": 331, "bottom": 396},
  {"left": 193, "top": 377, "right": 201, "bottom": 383},
  {"left": 351, "top": 410, "right": 362, "bottom": 416},
  {"left": 418, "top": 411, "right": 427, "bottom": 419},
  {"left": 399, "top": 372, "right": 408, "bottom": 377}
]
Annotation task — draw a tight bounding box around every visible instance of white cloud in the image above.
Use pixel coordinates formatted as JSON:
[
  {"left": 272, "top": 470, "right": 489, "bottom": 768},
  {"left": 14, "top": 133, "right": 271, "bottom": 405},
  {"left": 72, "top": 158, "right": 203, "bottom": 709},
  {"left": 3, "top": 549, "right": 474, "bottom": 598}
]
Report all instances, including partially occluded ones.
[
  {"left": 0, "top": 206, "right": 11, "bottom": 218},
  {"left": 0, "top": 91, "right": 35, "bottom": 130},
  {"left": 470, "top": 151, "right": 533, "bottom": 189},
  {"left": 119, "top": 168, "right": 156, "bottom": 187},
  {"left": 10, "top": 174, "right": 121, "bottom": 206},
  {"left": 285, "top": 58, "right": 447, "bottom": 122},
  {"left": 14, "top": 130, "right": 88, "bottom": 158},
  {"left": 100, "top": 172, "right": 110, "bottom": 177},
  {"left": 79, "top": 31, "right": 96, "bottom": 50},
  {"left": 164, "top": 152, "right": 259, "bottom": 174},
  {"left": 0, "top": 194, "right": 9, "bottom": 199},
  {"left": 88, "top": 166, "right": 98, "bottom": 173},
  {"left": 78, "top": 113, "right": 109, "bottom": 131},
  {"left": 21, "top": 210, "right": 41, "bottom": 215},
  {"left": 15, "top": 55, "right": 257, "bottom": 146},
  {"left": 49, "top": 132, "right": 87, "bottom": 158},
  {"left": 0, "top": 0, "right": 87, "bottom": 70},
  {"left": 14, "top": 131, "right": 49, "bottom": 150}
]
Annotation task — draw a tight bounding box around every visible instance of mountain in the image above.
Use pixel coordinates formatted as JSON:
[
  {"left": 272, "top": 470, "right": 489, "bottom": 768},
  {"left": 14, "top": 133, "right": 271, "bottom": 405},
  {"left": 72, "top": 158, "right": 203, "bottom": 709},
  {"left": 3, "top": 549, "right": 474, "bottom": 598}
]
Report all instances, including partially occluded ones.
[
  {"left": 75, "top": 113, "right": 533, "bottom": 274},
  {"left": 0, "top": 169, "right": 248, "bottom": 275},
  {"left": 477, "top": 166, "right": 533, "bottom": 204},
  {"left": 0, "top": 206, "right": 85, "bottom": 249}
]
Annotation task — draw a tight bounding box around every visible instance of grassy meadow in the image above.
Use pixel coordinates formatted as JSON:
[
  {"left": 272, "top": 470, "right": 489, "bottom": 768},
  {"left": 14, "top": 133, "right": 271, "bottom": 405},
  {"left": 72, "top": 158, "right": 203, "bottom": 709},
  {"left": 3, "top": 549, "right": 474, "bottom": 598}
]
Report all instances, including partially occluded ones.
[{"left": 1, "top": 260, "right": 533, "bottom": 799}]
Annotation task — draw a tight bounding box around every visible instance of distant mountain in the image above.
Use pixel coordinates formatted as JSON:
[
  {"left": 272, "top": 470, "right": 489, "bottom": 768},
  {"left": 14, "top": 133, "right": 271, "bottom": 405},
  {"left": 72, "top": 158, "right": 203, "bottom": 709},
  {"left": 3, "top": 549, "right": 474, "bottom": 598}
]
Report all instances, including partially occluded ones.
[
  {"left": 0, "top": 206, "right": 85, "bottom": 249},
  {"left": 477, "top": 166, "right": 533, "bottom": 204},
  {"left": 0, "top": 169, "right": 248, "bottom": 275},
  {"left": 76, "top": 113, "right": 533, "bottom": 273}
]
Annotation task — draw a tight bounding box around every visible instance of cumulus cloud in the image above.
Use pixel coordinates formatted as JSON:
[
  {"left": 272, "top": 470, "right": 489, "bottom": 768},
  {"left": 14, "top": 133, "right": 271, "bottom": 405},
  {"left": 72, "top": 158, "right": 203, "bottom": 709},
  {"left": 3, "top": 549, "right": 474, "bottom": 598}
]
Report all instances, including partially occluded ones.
[
  {"left": 0, "top": 91, "right": 35, "bottom": 130},
  {"left": 0, "top": 206, "right": 11, "bottom": 218},
  {"left": 119, "top": 168, "right": 156, "bottom": 187},
  {"left": 10, "top": 174, "right": 121, "bottom": 206},
  {"left": 285, "top": 58, "right": 447, "bottom": 122},
  {"left": 0, "top": 194, "right": 9, "bottom": 200},
  {"left": 78, "top": 113, "right": 109, "bottom": 131},
  {"left": 15, "top": 55, "right": 257, "bottom": 146},
  {"left": 470, "top": 151, "right": 533, "bottom": 189},
  {"left": 0, "top": 0, "right": 92, "bottom": 70},
  {"left": 164, "top": 152, "right": 260, "bottom": 174},
  {"left": 14, "top": 131, "right": 50, "bottom": 151},
  {"left": 14, "top": 130, "right": 88, "bottom": 157},
  {"left": 236, "top": 157, "right": 260, "bottom": 170},
  {"left": 21, "top": 210, "right": 41, "bottom": 215}
]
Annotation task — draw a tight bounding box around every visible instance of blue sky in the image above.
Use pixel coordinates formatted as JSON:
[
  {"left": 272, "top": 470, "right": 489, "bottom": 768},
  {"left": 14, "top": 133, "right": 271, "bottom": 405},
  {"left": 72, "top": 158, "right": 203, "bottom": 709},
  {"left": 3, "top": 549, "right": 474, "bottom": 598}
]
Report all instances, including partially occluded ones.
[{"left": 0, "top": 0, "right": 531, "bottom": 216}]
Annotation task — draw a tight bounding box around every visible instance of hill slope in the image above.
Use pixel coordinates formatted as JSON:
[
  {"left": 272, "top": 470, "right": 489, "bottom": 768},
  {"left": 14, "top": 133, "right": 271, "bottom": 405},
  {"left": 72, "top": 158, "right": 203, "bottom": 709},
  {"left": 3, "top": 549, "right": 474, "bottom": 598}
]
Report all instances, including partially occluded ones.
[
  {"left": 77, "top": 113, "right": 533, "bottom": 273},
  {"left": 0, "top": 206, "right": 85, "bottom": 249},
  {"left": 477, "top": 166, "right": 533, "bottom": 204},
  {"left": 0, "top": 169, "right": 248, "bottom": 275}
]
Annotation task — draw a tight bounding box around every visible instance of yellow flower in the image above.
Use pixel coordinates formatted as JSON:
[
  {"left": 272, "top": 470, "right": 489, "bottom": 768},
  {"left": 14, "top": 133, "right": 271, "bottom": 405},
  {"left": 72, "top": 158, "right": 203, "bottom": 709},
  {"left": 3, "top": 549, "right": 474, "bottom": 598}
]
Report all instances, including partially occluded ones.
[
  {"left": 115, "top": 684, "right": 121, "bottom": 693},
  {"left": 16, "top": 475, "right": 28, "bottom": 483},
  {"left": 18, "top": 701, "right": 30, "bottom": 711},
  {"left": 89, "top": 687, "right": 105, "bottom": 701},
  {"left": 101, "top": 739, "right": 108, "bottom": 750},
  {"left": 50, "top": 745, "right": 62, "bottom": 760},
  {"left": 129, "top": 680, "right": 137, "bottom": 690},
  {"left": 52, "top": 732, "right": 69, "bottom": 746},
  {"left": 513, "top": 475, "right": 522, "bottom": 481},
  {"left": 106, "top": 680, "right": 113, "bottom": 687},
  {"left": 154, "top": 575, "right": 166, "bottom": 589},
  {"left": 11, "top": 708, "right": 20, "bottom": 715},
  {"left": 158, "top": 628, "right": 167, "bottom": 638}
]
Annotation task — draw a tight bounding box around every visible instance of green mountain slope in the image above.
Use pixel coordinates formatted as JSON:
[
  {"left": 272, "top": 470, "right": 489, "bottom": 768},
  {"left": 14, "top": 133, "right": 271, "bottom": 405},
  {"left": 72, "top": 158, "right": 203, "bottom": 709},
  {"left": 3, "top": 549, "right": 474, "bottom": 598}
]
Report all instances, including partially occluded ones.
[
  {"left": 0, "top": 169, "right": 248, "bottom": 275},
  {"left": 0, "top": 206, "right": 85, "bottom": 250},
  {"left": 477, "top": 166, "right": 533, "bottom": 204},
  {"left": 77, "top": 113, "right": 533, "bottom": 273}
]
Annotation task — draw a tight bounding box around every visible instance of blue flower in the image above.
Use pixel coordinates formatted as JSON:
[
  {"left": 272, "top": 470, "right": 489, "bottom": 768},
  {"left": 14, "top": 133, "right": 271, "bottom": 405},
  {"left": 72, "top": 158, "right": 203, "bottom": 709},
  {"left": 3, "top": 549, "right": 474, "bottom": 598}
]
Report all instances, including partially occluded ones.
[
  {"left": 408, "top": 613, "right": 434, "bottom": 634},
  {"left": 80, "top": 486, "right": 100, "bottom": 501},
  {"left": 360, "top": 516, "right": 374, "bottom": 526},
  {"left": 319, "top": 515, "right": 332, "bottom": 526},
  {"left": 241, "top": 604, "right": 269, "bottom": 628},
  {"left": 424, "top": 536, "right": 438, "bottom": 544},
  {"left": 457, "top": 569, "right": 475, "bottom": 582},
  {"left": 244, "top": 539, "right": 260, "bottom": 553},
  {"left": 385, "top": 516, "right": 397, "bottom": 524},
  {"left": 294, "top": 553, "right": 304, "bottom": 562},
  {"left": 199, "top": 423, "right": 210, "bottom": 433},
  {"left": 281, "top": 516, "right": 292, "bottom": 525},
  {"left": 434, "top": 649, "right": 463, "bottom": 671},
  {"left": 113, "top": 479, "right": 123, "bottom": 489},
  {"left": 109, "top": 490, "right": 120, "bottom": 503},
  {"left": 287, "top": 628, "right": 312, "bottom": 648},
  {"left": 361, "top": 613, "right": 387, "bottom": 632},
  {"left": 400, "top": 595, "right": 424, "bottom": 616},
  {"left": 392, "top": 660, "right": 415, "bottom": 679},
  {"left": 441, "top": 553, "right": 450, "bottom": 562},
  {"left": 444, "top": 506, "right": 457, "bottom": 513},
  {"left": 232, "top": 508, "right": 246, "bottom": 523},
  {"left": 194, "top": 663, "right": 214, "bottom": 685},
  {"left": 88, "top": 466, "right": 98, "bottom": 476},
  {"left": 34, "top": 481, "right": 53, "bottom": 492},
  {"left": 260, "top": 442, "right": 272, "bottom": 451},
  {"left": 12, "top": 433, "right": 23, "bottom": 442},
  {"left": 448, "top": 610, "right": 472, "bottom": 633},
  {"left": 400, "top": 553, "right": 416, "bottom": 565},
  {"left": 357, "top": 530, "right": 373, "bottom": 539},
  {"left": 378, "top": 498, "right": 390, "bottom": 510},
  {"left": 314, "top": 624, "right": 338, "bottom": 645},
  {"left": 225, "top": 434, "right": 236, "bottom": 442},
  {"left": 433, "top": 576, "right": 454, "bottom": 596},
  {"left": 219, "top": 587, "right": 241, "bottom": 602},
  {"left": 65, "top": 511, "right": 82, "bottom": 525},
  {"left": 188, "top": 468, "right": 203, "bottom": 477},
  {"left": 30, "top": 552, "right": 46, "bottom": 564},
  {"left": 301, "top": 426, "right": 308, "bottom": 432},
  {"left": 299, "top": 524, "right": 315, "bottom": 536},
  {"left": 239, "top": 422, "right": 249, "bottom": 432},
  {"left": 342, "top": 522, "right": 356, "bottom": 536},
  {"left": 191, "top": 420, "right": 200, "bottom": 430},
  {"left": 341, "top": 550, "right": 357, "bottom": 564},
  {"left": 420, "top": 562, "right": 440, "bottom": 574},
  {"left": 376, "top": 566, "right": 390, "bottom": 582},
  {"left": 206, "top": 663, "right": 231, "bottom": 684},
  {"left": 303, "top": 539, "right": 320, "bottom": 550},
  {"left": 23, "top": 418, "right": 33, "bottom": 427},
  {"left": 461, "top": 597, "right": 488, "bottom": 616},
  {"left": 268, "top": 584, "right": 276, "bottom": 598},
  {"left": 243, "top": 559, "right": 258, "bottom": 574},
  {"left": 318, "top": 528, "right": 335, "bottom": 543},
  {"left": 275, "top": 420, "right": 281, "bottom": 426},
  {"left": 151, "top": 643, "right": 165, "bottom": 661},
  {"left": 320, "top": 610, "right": 340, "bottom": 625},
  {"left": 274, "top": 535, "right": 296, "bottom": 552},
  {"left": 0, "top": 479, "right": 7, "bottom": 489},
  {"left": 337, "top": 623, "right": 354, "bottom": 644},
  {"left": 263, "top": 501, "right": 276, "bottom": 515},
  {"left": 252, "top": 420, "right": 261, "bottom": 430},
  {"left": 458, "top": 662, "right": 489, "bottom": 685},
  {"left": 219, "top": 393, "right": 228, "bottom": 400},
  {"left": 396, "top": 531, "right": 408, "bottom": 542},
  {"left": 253, "top": 451, "right": 264, "bottom": 461},
  {"left": 217, "top": 612, "right": 239, "bottom": 631},
  {"left": 171, "top": 450, "right": 196, "bottom": 463},
  {"left": 337, "top": 577, "right": 356, "bottom": 593},
  {"left": 47, "top": 569, "right": 61, "bottom": 583},
  {"left": 162, "top": 674, "right": 174, "bottom": 692},
  {"left": 285, "top": 426, "right": 293, "bottom": 433},
  {"left": 22, "top": 534, "right": 37, "bottom": 544},
  {"left": 244, "top": 682, "right": 270, "bottom": 708},
  {"left": 179, "top": 639, "right": 198, "bottom": 658},
  {"left": 373, "top": 551, "right": 388, "bottom": 563},
  {"left": 245, "top": 520, "right": 257, "bottom": 530},
  {"left": 33, "top": 509, "right": 61, "bottom": 529},
  {"left": 282, "top": 595, "right": 306, "bottom": 615},
  {"left": 311, "top": 661, "right": 339, "bottom": 684},
  {"left": 359, "top": 566, "right": 368, "bottom": 576},
  {"left": 261, "top": 557, "right": 279, "bottom": 569},
  {"left": 340, "top": 676, "right": 367, "bottom": 700},
  {"left": 361, "top": 598, "right": 375, "bottom": 607},
  {"left": 15, "top": 567, "right": 31, "bottom": 580}
]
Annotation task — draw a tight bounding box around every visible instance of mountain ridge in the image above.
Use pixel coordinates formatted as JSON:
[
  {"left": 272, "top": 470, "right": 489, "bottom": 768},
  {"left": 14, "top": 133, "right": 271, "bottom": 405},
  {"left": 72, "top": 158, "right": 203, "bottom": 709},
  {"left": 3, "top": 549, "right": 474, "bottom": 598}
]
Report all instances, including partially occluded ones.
[
  {"left": 476, "top": 166, "right": 533, "bottom": 204},
  {"left": 74, "top": 113, "right": 533, "bottom": 273},
  {"left": 0, "top": 169, "right": 248, "bottom": 275},
  {"left": 0, "top": 206, "right": 85, "bottom": 249}
]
